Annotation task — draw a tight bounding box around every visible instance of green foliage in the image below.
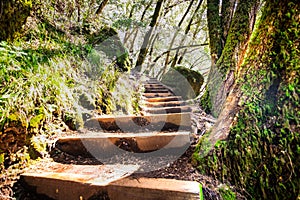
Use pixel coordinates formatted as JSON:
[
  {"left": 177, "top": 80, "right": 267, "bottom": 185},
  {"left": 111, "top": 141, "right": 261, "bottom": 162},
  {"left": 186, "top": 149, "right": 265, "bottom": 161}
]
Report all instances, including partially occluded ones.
[
  {"left": 88, "top": 26, "right": 131, "bottom": 72},
  {"left": 112, "top": 17, "right": 146, "bottom": 29},
  {"left": 0, "top": 0, "right": 32, "bottom": 41},
  {"left": 218, "top": 185, "right": 236, "bottom": 200},
  {"left": 195, "top": 0, "right": 300, "bottom": 199},
  {"left": 0, "top": 15, "right": 139, "bottom": 186}
]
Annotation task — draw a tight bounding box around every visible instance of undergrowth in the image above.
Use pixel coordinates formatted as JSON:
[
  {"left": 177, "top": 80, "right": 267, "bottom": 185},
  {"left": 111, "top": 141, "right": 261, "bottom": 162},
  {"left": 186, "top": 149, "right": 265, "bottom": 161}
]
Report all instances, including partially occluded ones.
[{"left": 0, "top": 15, "right": 139, "bottom": 190}]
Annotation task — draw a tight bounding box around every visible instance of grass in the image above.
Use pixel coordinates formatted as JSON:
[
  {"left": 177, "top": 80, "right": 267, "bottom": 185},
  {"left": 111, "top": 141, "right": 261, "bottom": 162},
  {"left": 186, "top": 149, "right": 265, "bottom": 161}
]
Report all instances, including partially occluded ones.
[{"left": 0, "top": 16, "right": 140, "bottom": 188}]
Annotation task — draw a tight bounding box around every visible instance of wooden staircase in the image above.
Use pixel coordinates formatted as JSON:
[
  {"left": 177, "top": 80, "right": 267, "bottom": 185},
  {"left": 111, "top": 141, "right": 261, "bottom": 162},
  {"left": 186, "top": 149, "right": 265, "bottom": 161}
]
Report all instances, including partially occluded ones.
[{"left": 21, "top": 77, "right": 200, "bottom": 200}]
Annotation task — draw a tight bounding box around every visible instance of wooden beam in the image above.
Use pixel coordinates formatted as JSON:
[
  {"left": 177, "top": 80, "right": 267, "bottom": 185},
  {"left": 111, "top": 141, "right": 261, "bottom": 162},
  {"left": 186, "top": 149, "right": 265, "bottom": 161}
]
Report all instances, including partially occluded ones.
[
  {"left": 21, "top": 165, "right": 200, "bottom": 200},
  {"left": 141, "top": 106, "right": 192, "bottom": 114},
  {"left": 144, "top": 88, "right": 170, "bottom": 93},
  {"left": 55, "top": 132, "right": 191, "bottom": 157},
  {"left": 144, "top": 96, "right": 183, "bottom": 102},
  {"left": 108, "top": 177, "right": 200, "bottom": 200},
  {"left": 84, "top": 113, "right": 191, "bottom": 132},
  {"left": 143, "top": 92, "right": 173, "bottom": 98},
  {"left": 144, "top": 101, "right": 186, "bottom": 108}
]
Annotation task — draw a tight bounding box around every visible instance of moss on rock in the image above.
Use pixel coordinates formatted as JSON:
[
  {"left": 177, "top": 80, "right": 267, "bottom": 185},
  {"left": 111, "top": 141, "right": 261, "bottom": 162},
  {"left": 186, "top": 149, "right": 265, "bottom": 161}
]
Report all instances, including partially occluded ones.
[{"left": 161, "top": 66, "right": 204, "bottom": 99}]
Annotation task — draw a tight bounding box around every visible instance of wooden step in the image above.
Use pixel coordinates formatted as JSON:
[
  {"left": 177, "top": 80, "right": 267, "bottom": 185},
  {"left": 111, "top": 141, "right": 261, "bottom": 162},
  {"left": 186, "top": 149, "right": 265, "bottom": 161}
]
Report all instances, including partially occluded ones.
[
  {"left": 144, "top": 83, "right": 164, "bottom": 87},
  {"left": 108, "top": 177, "right": 200, "bottom": 200},
  {"left": 144, "top": 96, "right": 183, "bottom": 102},
  {"left": 141, "top": 106, "right": 192, "bottom": 114},
  {"left": 84, "top": 113, "right": 191, "bottom": 132},
  {"left": 144, "top": 101, "right": 186, "bottom": 108},
  {"left": 144, "top": 87, "right": 167, "bottom": 91},
  {"left": 143, "top": 92, "right": 173, "bottom": 98},
  {"left": 21, "top": 164, "right": 200, "bottom": 200},
  {"left": 145, "top": 81, "right": 161, "bottom": 84},
  {"left": 21, "top": 163, "right": 137, "bottom": 200},
  {"left": 55, "top": 132, "right": 191, "bottom": 157},
  {"left": 144, "top": 88, "right": 170, "bottom": 93},
  {"left": 143, "top": 84, "right": 165, "bottom": 88}
]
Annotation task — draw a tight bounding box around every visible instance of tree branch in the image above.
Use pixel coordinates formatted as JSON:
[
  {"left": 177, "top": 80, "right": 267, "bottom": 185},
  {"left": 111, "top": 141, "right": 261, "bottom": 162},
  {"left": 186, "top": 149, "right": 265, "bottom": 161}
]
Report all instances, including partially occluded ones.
[{"left": 153, "top": 43, "right": 208, "bottom": 62}]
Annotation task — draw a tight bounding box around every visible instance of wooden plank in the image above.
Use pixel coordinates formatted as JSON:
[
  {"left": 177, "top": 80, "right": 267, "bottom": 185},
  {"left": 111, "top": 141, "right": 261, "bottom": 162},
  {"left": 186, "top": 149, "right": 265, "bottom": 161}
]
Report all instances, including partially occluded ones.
[
  {"left": 144, "top": 101, "right": 186, "bottom": 108},
  {"left": 22, "top": 168, "right": 200, "bottom": 200},
  {"left": 143, "top": 96, "right": 182, "bottom": 102},
  {"left": 144, "top": 84, "right": 165, "bottom": 88},
  {"left": 144, "top": 89, "right": 170, "bottom": 93},
  {"left": 142, "top": 106, "right": 192, "bottom": 114},
  {"left": 108, "top": 177, "right": 200, "bottom": 200},
  {"left": 21, "top": 163, "right": 138, "bottom": 200},
  {"left": 143, "top": 92, "right": 173, "bottom": 98},
  {"left": 143, "top": 83, "right": 165, "bottom": 87},
  {"left": 84, "top": 113, "right": 191, "bottom": 132},
  {"left": 55, "top": 132, "right": 191, "bottom": 157},
  {"left": 145, "top": 81, "right": 161, "bottom": 84}
]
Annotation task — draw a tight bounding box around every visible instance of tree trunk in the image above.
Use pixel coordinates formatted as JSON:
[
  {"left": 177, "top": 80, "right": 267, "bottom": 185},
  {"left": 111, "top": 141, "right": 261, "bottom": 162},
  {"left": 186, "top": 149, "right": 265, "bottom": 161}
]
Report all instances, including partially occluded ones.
[
  {"left": 195, "top": 0, "right": 300, "bottom": 199},
  {"left": 135, "top": 0, "right": 164, "bottom": 71},
  {"left": 0, "top": 0, "right": 32, "bottom": 41},
  {"left": 202, "top": 0, "right": 260, "bottom": 116},
  {"left": 206, "top": 0, "right": 221, "bottom": 64},
  {"left": 95, "top": 0, "right": 109, "bottom": 15}
]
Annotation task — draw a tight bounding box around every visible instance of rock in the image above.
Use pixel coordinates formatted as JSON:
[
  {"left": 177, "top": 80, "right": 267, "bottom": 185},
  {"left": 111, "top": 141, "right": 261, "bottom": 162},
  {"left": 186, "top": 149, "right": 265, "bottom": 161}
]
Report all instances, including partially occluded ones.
[{"left": 161, "top": 66, "right": 204, "bottom": 99}]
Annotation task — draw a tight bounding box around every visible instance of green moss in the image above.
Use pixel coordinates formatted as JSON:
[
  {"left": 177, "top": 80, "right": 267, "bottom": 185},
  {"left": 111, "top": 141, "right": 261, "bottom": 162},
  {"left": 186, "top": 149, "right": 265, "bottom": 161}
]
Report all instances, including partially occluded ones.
[
  {"left": 207, "top": 0, "right": 222, "bottom": 62},
  {"left": 173, "top": 66, "right": 204, "bottom": 97},
  {"left": 216, "top": 0, "right": 258, "bottom": 75},
  {"left": 195, "top": 0, "right": 300, "bottom": 199},
  {"left": 0, "top": 0, "right": 32, "bottom": 41},
  {"left": 218, "top": 185, "right": 236, "bottom": 200},
  {"left": 200, "top": 89, "right": 212, "bottom": 114},
  {"left": 161, "top": 66, "right": 204, "bottom": 99}
]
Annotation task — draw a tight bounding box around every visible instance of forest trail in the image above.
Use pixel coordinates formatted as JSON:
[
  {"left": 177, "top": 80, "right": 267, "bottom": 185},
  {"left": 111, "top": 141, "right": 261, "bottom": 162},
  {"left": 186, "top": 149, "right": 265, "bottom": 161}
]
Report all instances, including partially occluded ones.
[{"left": 20, "top": 76, "right": 201, "bottom": 200}]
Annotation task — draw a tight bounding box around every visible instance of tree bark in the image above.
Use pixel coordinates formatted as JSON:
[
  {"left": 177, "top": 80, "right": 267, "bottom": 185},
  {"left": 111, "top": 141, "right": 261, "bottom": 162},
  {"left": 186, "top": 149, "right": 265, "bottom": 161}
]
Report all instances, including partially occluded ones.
[
  {"left": 203, "top": 0, "right": 260, "bottom": 116},
  {"left": 95, "top": 0, "right": 109, "bottom": 15},
  {"left": 196, "top": 0, "right": 300, "bottom": 199},
  {"left": 207, "top": 0, "right": 222, "bottom": 64}
]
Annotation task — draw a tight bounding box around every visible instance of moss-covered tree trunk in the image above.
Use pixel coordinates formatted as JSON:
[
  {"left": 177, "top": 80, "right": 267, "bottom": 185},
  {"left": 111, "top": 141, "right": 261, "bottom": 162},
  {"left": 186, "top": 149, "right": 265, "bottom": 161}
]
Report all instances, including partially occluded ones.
[
  {"left": 196, "top": 0, "right": 300, "bottom": 199},
  {"left": 202, "top": 0, "right": 260, "bottom": 116},
  {"left": 0, "top": 0, "right": 32, "bottom": 41}
]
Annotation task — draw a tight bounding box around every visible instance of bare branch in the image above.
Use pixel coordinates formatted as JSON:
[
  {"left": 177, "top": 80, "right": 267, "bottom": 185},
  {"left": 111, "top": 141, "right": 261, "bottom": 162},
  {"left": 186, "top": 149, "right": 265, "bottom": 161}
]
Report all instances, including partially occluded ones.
[{"left": 153, "top": 43, "right": 209, "bottom": 62}]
